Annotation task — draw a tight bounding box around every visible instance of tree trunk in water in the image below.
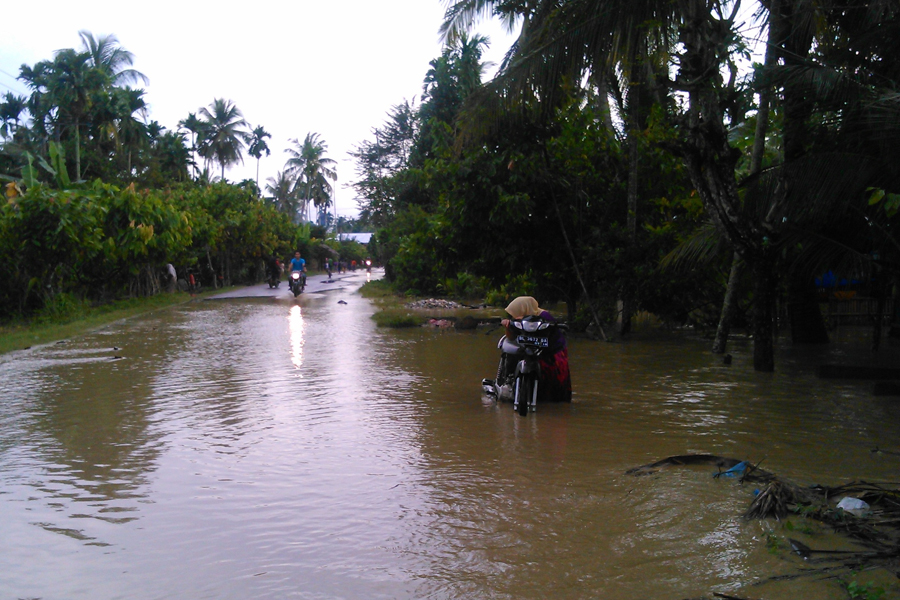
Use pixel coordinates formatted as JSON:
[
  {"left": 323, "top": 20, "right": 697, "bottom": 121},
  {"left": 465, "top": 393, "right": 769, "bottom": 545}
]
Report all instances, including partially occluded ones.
[
  {"left": 713, "top": 0, "right": 777, "bottom": 356},
  {"left": 677, "top": 3, "right": 779, "bottom": 371},
  {"left": 872, "top": 274, "right": 887, "bottom": 351},
  {"left": 713, "top": 252, "right": 743, "bottom": 354},
  {"left": 552, "top": 196, "right": 607, "bottom": 341},
  {"left": 618, "top": 130, "right": 639, "bottom": 336},
  {"left": 751, "top": 257, "right": 777, "bottom": 372},
  {"left": 786, "top": 278, "right": 829, "bottom": 344}
]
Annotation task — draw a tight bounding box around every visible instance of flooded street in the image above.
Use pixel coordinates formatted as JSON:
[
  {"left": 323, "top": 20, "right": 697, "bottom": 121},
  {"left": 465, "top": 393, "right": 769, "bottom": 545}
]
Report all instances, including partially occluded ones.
[{"left": 2, "top": 273, "right": 899, "bottom": 599}]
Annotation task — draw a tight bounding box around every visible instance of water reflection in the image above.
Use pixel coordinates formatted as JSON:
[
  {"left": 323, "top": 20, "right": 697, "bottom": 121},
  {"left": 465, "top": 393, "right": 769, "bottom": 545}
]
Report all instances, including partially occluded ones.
[
  {"left": 288, "top": 304, "right": 304, "bottom": 369},
  {"left": 1, "top": 289, "right": 900, "bottom": 599}
]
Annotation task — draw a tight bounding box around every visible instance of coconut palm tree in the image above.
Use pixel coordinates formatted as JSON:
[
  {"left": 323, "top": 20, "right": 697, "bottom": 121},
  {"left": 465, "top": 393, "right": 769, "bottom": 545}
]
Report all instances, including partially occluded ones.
[
  {"left": 78, "top": 30, "right": 149, "bottom": 88},
  {"left": 108, "top": 87, "right": 150, "bottom": 175},
  {"left": 285, "top": 132, "right": 337, "bottom": 223},
  {"left": 178, "top": 112, "right": 206, "bottom": 179},
  {"left": 266, "top": 170, "right": 300, "bottom": 221},
  {"left": 443, "top": 0, "right": 900, "bottom": 370},
  {"left": 0, "top": 92, "right": 27, "bottom": 142},
  {"left": 248, "top": 125, "right": 271, "bottom": 189},
  {"left": 197, "top": 98, "right": 249, "bottom": 180},
  {"left": 441, "top": 0, "right": 786, "bottom": 369},
  {"left": 20, "top": 48, "right": 109, "bottom": 181}
]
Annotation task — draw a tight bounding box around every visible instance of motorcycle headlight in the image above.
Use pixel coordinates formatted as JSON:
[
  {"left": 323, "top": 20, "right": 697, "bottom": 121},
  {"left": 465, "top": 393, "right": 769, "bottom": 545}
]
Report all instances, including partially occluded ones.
[
  {"left": 291, "top": 272, "right": 300, "bottom": 280},
  {"left": 519, "top": 320, "right": 548, "bottom": 333}
]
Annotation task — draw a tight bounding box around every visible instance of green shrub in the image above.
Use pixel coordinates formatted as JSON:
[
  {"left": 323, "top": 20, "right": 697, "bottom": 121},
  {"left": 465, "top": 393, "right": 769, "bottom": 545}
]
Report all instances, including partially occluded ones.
[{"left": 372, "top": 310, "right": 422, "bottom": 328}]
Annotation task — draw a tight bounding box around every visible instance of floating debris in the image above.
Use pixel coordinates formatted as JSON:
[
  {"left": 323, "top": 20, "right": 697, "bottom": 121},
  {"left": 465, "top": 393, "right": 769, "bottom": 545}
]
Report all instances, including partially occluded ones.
[
  {"left": 426, "top": 318, "right": 453, "bottom": 328},
  {"left": 405, "top": 298, "right": 464, "bottom": 310},
  {"left": 630, "top": 453, "right": 900, "bottom": 588}
]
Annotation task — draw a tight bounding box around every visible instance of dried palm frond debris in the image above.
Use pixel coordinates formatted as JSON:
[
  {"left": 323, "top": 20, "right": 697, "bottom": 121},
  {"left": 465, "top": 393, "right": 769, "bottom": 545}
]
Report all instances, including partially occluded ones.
[
  {"left": 626, "top": 454, "right": 774, "bottom": 481},
  {"left": 628, "top": 454, "right": 900, "bottom": 586}
]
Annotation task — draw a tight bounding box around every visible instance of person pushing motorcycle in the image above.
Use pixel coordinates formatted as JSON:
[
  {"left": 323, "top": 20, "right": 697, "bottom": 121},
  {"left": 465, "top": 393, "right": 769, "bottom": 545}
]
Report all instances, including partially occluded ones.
[{"left": 500, "top": 296, "right": 571, "bottom": 403}]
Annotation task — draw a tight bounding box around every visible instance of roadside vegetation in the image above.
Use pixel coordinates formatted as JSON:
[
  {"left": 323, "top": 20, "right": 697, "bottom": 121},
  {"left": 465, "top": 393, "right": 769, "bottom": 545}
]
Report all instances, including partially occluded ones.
[
  {"left": 0, "top": 31, "right": 372, "bottom": 334},
  {"left": 351, "top": 3, "right": 900, "bottom": 372},
  {"left": 361, "top": 280, "right": 439, "bottom": 328},
  {"left": 4, "top": 6, "right": 900, "bottom": 372}
]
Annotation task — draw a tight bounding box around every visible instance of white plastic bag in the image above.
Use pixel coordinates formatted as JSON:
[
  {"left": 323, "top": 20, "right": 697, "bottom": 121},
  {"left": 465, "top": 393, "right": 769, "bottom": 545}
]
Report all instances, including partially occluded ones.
[{"left": 836, "top": 497, "right": 869, "bottom": 516}]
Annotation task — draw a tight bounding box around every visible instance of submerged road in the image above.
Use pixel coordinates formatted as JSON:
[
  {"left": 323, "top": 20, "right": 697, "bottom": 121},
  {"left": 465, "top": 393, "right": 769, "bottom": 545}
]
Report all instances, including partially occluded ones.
[
  {"left": 1, "top": 268, "right": 899, "bottom": 600},
  {"left": 204, "top": 269, "right": 379, "bottom": 300}
]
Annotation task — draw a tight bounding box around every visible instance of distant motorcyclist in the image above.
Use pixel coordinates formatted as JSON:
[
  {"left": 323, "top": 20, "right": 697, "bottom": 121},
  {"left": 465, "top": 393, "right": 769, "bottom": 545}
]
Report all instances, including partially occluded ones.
[
  {"left": 289, "top": 251, "right": 307, "bottom": 289},
  {"left": 289, "top": 251, "right": 306, "bottom": 273},
  {"left": 265, "top": 255, "right": 280, "bottom": 281}
]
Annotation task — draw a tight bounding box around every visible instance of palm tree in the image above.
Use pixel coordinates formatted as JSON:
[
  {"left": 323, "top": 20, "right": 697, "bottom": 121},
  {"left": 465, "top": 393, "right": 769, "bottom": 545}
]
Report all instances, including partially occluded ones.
[
  {"left": 285, "top": 132, "right": 337, "bottom": 223},
  {"left": 178, "top": 112, "right": 206, "bottom": 179},
  {"left": 441, "top": 0, "right": 786, "bottom": 370},
  {"left": 78, "top": 30, "right": 149, "bottom": 88},
  {"left": 23, "top": 48, "right": 109, "bottom": 181},
  {"left": 266, "top": 170, "right": 300, "bottom": 221},
  {"left": 248, "top": 125, "right": 272, "bottom": 189},
  {"left": 197, "top": 98, "right": 249, "bottom": 180},
  {"left": 109, "top": 87, "right": 149, "bottom": 175},
  {"left": 152, "top": 130, "right": 191, "bottom": 182},
  {"left": 0, "top": 92, "right": 27, "bottom": 142}
]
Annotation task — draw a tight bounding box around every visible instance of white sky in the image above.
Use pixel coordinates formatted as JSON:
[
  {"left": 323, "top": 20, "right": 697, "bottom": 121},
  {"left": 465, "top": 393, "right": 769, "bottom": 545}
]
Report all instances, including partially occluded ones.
[{"left": 0, "top": 0, "right": 517, "bottom": 218}]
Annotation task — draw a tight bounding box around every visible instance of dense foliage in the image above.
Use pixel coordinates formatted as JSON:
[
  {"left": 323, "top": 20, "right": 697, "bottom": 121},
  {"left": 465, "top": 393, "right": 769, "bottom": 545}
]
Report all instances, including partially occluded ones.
[
  {"left": 351, "top": 0, "right": 900, "bottom": 371},
  {"left": 0, "top": 180, "right": 306, "bottom": 319},
  {"left": 0, "top": 31, "right": 374, "bottom": 322}
]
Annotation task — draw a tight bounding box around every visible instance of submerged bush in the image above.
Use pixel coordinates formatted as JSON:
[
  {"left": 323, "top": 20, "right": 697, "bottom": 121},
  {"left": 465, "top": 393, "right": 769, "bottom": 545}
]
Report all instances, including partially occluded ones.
[{"left": 372, "top": 309, "right": 422, "bottom": 328}]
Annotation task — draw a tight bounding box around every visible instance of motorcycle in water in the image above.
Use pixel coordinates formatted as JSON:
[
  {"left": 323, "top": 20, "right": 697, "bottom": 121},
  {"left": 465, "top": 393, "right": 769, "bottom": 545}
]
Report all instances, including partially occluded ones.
[
  {"left": 288, "top": 271, "right": 306, "bottom": 297},
  {"left": 482, "top": 315, "right": 564, "bottom": 416}
]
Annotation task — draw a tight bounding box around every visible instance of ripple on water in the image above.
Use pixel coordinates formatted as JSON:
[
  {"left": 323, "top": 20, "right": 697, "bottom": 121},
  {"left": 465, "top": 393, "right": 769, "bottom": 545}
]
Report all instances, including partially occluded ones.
[{"left": 1, "top": 297, "right": 899, "bottom": 599}]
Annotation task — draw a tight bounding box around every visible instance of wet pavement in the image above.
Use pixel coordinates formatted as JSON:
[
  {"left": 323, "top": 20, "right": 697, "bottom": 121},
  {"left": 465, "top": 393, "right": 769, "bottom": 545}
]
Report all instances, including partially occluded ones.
[{"left": 205, "top": 269, "right": 378, "bottom": 300}]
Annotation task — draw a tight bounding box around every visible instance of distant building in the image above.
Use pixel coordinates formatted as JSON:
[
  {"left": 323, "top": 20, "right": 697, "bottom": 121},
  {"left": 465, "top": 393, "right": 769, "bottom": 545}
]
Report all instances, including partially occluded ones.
[{"left": 337, "top": 233, "right": 374, "bottom": 244}]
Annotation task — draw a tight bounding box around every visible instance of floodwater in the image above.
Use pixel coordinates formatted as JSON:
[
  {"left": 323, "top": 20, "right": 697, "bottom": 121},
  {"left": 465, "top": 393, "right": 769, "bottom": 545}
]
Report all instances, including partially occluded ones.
[{"left": 1, "top": 274, "right": 899, "bottom": 600}]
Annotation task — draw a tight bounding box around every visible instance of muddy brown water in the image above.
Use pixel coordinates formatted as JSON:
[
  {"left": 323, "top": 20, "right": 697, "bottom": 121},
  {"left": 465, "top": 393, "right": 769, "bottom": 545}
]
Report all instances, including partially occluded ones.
[{"left": 1, "top": 279, "right": 899, "bottom": 599}]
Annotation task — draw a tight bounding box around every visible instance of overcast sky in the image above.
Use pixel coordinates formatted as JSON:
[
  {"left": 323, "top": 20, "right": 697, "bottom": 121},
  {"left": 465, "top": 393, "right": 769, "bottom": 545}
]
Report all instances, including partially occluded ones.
[{"left": 0, "top": 0, "right": 517, "bottom": 218}]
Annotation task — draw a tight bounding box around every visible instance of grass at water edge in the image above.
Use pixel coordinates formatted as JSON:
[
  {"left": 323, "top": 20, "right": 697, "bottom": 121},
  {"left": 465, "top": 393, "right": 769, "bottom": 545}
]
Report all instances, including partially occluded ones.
[
  {"left": 360, "top": 279, "right": 504, "bottom": 328},
  {"left": 0, "top": 287, "right": 237, "bottom": 356},
  {"left": 359, "top": 280, "right": 424, "bottom": 327}
]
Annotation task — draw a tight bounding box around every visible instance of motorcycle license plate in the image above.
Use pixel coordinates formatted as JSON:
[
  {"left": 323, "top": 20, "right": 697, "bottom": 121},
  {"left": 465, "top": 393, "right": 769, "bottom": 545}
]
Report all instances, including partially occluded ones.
[{"left": 517, "top": 334, "right": 548, "bottom": 347}]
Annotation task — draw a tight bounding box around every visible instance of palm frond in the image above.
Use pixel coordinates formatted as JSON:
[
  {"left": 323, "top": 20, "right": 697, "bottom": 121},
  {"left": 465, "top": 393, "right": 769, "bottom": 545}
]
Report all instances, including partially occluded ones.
[{"left": 659, "top": 222, "right": 726, "bottom": 270}]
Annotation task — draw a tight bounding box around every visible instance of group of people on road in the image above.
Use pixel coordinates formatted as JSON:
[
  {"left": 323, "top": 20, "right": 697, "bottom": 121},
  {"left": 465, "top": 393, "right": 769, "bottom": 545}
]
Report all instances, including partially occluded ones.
[
  {"left": 263, "top": 253, "right": 376, "bottom": 284},
  {"left": 265, "top": 252, "right": 379, "bottom": 286}
]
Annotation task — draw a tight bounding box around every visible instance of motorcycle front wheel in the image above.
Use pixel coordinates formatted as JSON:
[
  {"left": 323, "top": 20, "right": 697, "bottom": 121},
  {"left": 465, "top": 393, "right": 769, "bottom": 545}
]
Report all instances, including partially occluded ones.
[{"left": 514, "top": 376, "right": 533, "bottom": 416}]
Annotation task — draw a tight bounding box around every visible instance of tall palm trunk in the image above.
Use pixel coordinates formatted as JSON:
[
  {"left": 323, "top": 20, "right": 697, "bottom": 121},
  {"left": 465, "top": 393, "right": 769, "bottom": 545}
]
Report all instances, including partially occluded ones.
[
  {"left": 712, "top": 251, "right": 743, "bottom": 354},
  {"left": 679, "top": 1, "right": 777, "bottom": 371},
  {"left": 713, "top": 1, "right": 779, "bottom": 355},
  {"left": 617, "top": 128, "right": 639, "bottom": 336},
  {"left": 74, "top": 116, "right": 81, "bottom": 182}
]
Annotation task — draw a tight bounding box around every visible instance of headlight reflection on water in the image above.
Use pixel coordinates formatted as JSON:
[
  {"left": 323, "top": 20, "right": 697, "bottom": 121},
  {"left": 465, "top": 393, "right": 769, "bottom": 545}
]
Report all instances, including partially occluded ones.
[{"left": 289, "top": 304, "right": 304, "bottom": 370}]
